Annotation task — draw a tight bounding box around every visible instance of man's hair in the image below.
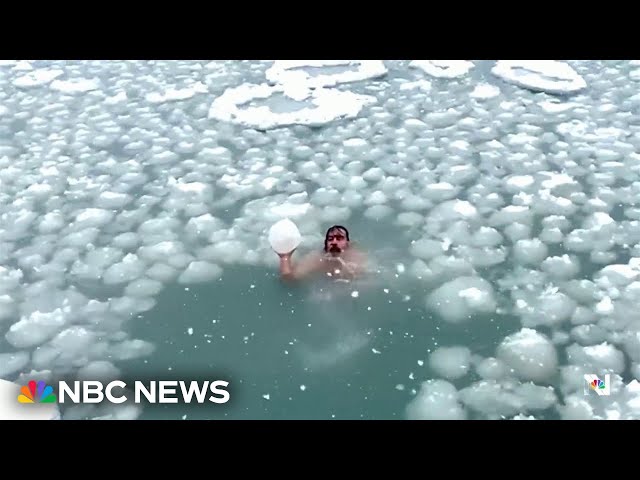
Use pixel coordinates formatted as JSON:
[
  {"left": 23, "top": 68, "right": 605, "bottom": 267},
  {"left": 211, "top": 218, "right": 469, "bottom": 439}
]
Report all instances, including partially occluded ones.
[{"left": 324, "top": 225, "right": 350, "bottom": 252}]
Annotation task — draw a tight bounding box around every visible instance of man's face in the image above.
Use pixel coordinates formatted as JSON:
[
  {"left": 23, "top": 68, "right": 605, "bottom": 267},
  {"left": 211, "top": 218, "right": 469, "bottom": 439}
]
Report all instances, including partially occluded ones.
[{"left": 326, "top": 228, "right": 348, "bottom": 256}]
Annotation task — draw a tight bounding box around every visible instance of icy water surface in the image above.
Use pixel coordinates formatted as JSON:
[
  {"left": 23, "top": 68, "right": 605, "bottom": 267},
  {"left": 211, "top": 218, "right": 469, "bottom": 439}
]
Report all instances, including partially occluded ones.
[{"left": 1, "top": 60, "right": 639, "bottom": 420}]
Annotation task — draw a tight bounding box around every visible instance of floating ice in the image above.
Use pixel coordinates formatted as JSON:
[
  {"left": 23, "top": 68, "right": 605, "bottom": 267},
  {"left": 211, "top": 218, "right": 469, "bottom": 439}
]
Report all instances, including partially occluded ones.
[
  {"left": 410, "top": 255, "right": 476, "bottom": 288},
  {"left": 113, "top": 232, "right": 139, "bottom": 250},
  {"left": 426, "top": 276, "right": 497, "bottom": 323},
  {"left": 364, "top": 205, "right": 394, "bottom": 220},
  {"left": 557, "top": 374, "right": 640, "bottom": 419},
  {"left": 124, "top": 278, "right": 164, "bottom": 298},
  {"left": 169, "top": 179, "right": 213, "bottom": 201},
  {"left": 14, "top": 69, "right": 64, "bottom": 88},
  {"left": 73, "top": 208, "right": 114, "bottom": 230},
  {"left": 41, "top": 326, "right": 97, "bottom": 369},
  {"left": 471, "top": 227, "right": 503, "bottom": 248},
  {"left": 429, "top": 346, "right": 472, "bottom": 380},
  {"left": 489, "top": 206, "right": 532, "bottom": 227},
  {"left": 492, "top": 61, "right": 586, "bottom": 94},
  {"left": 50, "top": 78, "right": 101, "bottom": 94},
  {"left": 0, "top": 266, "right": 23, "bottom": 295},
  {"left": 427, "top": 200, "right": 480, "bottom": 226},
  {"left": 410, "top": 61, "right": 474, "bottom": 79},
  {"left": 138, "top": 242, "right": 184, "bottom": 263},
  {"left": 571, "top": 325, "right": 608, "bottom": 346},
  {"left": 2, "top": 210, "right": 38, "bottom": 240},
  {"left": 399, "top": 79, "right": 432, "bottom": 91},
  {"left": 0, "top": 294, "right": 16, "bottom": 322},
  {"left": 410, "top": 238, "right": 445, "bottom": 260},
  {"left": 146, "top": 82, "right": 208, "bottom": 103},
  {"left": 513, "top": 239, "right": 548, "bottom": 266},
  {"left": 570, "top": 306, "right": 598, "bottom": 326},
  {"left": 77, "top": 361, "right": 120, "bottom": 382},
  {"left": 584, "top": 212, "right": 615, "bottom": 231},
  {"left": 541, "top": 255, "right": 580, "bottom": 279},
  {"left": 178, "top": 261, "right": 223, "bottom": 284},
  {"left": 365, "top": 191, "right": 388, "bottom": 206},
  {"left": 475, "top": 357, "right": 508, "bottom": 380},
  {"left": 265, "top": 60, "right": 388, "bottom": 88},
  {"left": 519, "top": 286, "right": 577, "bottom": 328},
  {"left": 84, "top": 247, "right": 124, "bottom": 272},
  {"left": 111, "top": 295, "right": 156, "bottom": 317},
  {"left": 96, "top": 191, "right": 132, "bottom": 210},
  {"left": 5, "top": 308, "right": 67, "bottom": 349},
  {"left": 595, "top": 264, "right": 639, "bottom": 287},
  {"left": 0, "top": 351, "right": 30, "bottom": 377},
  {"left": 424, "top": 182, "right": 460, "bottom": 202},
  {"left": 496, "top": 328, "right": 558, "bottom": 382},
  {"left": 109, "top": 339, "right": 155, "bottom": 361},
  {"left": 540, "top": 100, "right": 580, "bottom": 114},
  {"left": 566, "top": 342, "right": 626, "bottom": 374},
  {"left": 199, "top": 240, "right": 247, "bottom": 265},
  {"left": 185, "top": 213, "right": 224, "bottom": 240},
  {"left": 103, "top": 254, "right": 146, "bottom": 285},
  {"left": 405, "top": 379, "right": 467, "bottom": 420},
  {"left": 459, "top": 379, "right": 557, "bottom": 418},
  {"left": 470, "top": 83, "right": 501, "bottom": 100},
  {"left": 208, "top": 83, "right": 377, "bottom": 130},
  {"left": 623, "top": 332, "right": 640, "bottom": 363}
]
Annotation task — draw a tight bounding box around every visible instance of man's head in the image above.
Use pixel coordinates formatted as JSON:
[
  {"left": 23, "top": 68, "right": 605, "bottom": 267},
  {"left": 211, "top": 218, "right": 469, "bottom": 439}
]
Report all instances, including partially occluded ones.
[{"left": 324, "top": 225, "right": 350, "bottom": 256}]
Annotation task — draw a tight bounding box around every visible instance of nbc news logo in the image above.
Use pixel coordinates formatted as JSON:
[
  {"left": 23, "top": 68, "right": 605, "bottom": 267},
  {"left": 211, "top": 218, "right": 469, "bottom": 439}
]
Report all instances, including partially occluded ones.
[{"left": 584, "top": 374, "right": 611, "bottom": 396}]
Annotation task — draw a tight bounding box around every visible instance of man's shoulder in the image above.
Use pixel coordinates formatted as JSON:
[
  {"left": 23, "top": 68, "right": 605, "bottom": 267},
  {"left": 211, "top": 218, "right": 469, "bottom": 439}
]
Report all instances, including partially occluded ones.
[
  {"left": 347, "top": 247, "right": 367, "bottom": 261},
  {"left": 299, "top": 250, "right": 325, "bottom": 265}
]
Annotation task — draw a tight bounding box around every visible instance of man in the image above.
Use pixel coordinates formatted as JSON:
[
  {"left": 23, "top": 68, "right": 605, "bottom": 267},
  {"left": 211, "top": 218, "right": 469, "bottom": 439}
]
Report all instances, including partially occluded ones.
[{"left": 277, "top": 225, "right": 367, "bottom": 282}]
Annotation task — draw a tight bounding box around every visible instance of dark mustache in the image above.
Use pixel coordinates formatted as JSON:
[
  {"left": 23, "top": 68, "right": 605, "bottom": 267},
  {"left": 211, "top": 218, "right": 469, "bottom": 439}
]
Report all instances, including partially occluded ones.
[{"left": 329, "top": 245, "right": 341, "bottom": 251}]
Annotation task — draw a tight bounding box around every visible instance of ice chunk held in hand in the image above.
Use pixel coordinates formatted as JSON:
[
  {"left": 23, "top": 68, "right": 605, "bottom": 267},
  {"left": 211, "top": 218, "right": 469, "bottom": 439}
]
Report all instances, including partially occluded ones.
[{"left": 268, "top": 218, "right": 302, "bottom": 255}]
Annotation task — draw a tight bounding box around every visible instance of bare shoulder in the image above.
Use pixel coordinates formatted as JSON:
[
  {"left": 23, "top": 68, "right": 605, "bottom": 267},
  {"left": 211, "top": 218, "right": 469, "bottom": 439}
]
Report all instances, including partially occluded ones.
[
  {"left": 293, "top": 250, "right": 325, "bottom": 277},
  {"left": 299, "top": 250, "right": 324, "bottom": 264},
  {"left": 348, "top": 247, "right": 367, "bottom": 264},
  {"left": 343, "top": 247, "right": 368, "bottom": 277}
]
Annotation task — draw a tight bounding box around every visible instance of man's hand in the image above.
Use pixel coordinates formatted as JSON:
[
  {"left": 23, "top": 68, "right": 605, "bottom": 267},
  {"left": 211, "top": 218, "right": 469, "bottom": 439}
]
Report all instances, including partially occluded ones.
[
  {"left": 278, "top": 249, "right": 296, "bottom": 279},
  {"left": 276, "top": 248, "right": 296, "bottom": 259},
  {"left": 277, "top": 249, "right": 323, "bottom": 281}
]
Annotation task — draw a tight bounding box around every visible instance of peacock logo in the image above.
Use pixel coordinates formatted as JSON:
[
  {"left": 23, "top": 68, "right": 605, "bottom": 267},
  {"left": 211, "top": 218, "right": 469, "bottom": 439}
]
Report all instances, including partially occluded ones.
[
  {"left": 584, "top": 374, "right": 611, "bottom": 396},
  {"left": 17, "top": 380, "right": 57, "bottom": 404}
]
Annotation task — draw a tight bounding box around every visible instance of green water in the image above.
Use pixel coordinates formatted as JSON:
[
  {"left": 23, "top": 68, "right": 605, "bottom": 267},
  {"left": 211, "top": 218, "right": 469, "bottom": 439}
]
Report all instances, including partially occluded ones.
[{"left": 113, "top": 245, "right": 523, "bottom": 420}]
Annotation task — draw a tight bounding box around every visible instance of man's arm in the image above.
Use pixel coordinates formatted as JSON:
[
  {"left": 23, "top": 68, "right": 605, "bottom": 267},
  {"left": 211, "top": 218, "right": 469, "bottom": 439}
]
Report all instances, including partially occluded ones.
[{"left": 279, "top": 250, "right": 323, "bottom": 281}]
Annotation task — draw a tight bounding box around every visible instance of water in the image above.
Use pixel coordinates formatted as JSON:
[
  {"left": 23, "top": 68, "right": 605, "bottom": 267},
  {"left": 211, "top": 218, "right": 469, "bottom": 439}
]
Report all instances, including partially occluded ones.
[
  {"left": 1, "top": 60, "right": 639, "bottom": 420},
  {"left": 120, "top": 260, "right": 521, "bottom": 420}
]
